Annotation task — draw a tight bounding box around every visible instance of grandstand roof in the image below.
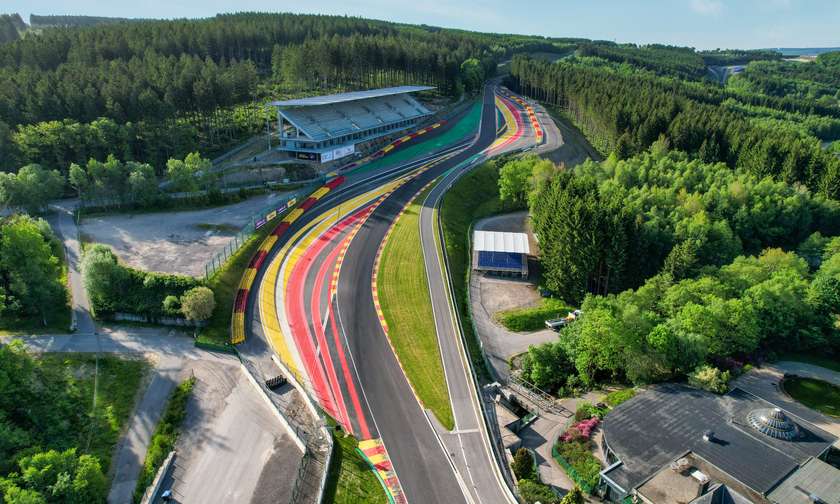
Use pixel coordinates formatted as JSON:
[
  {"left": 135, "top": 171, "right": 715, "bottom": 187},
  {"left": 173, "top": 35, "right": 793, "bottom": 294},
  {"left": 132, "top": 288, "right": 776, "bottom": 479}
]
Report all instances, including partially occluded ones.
[
  {"left": 274, "top": 90, "right": 432, "bottom": 142},
  {"left": 473, "top": 231, "right": 530, "bottom": 254},
  {"left": 270, "top": 86, "right": 434, "bottom": 107}
]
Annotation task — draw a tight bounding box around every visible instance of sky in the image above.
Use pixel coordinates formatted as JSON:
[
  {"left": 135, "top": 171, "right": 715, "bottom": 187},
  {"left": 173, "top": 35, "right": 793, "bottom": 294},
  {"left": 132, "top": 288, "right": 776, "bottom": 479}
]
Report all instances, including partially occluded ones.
[{"left": 8, "top": 0, "right": 840, "bottom": 50}]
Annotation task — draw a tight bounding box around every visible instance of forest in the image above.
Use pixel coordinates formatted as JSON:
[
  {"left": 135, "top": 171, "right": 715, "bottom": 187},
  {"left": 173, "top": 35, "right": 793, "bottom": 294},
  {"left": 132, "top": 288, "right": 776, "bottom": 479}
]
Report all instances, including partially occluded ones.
[
  {"left": 508, "top": 53, "right": 840, "bottom": 198},
  {"left": 0, "top": 12, "right": 556, "bottom": 178},
  {"left": 503, "top": 152, "right": 840, "bottom": 393}
]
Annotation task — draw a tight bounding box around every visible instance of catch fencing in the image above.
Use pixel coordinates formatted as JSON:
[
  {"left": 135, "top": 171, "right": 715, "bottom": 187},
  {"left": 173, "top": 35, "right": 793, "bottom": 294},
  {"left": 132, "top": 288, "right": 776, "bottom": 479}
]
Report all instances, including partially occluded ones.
[{"left": 202, "top": 184, "right": 318, "bottom": 279}]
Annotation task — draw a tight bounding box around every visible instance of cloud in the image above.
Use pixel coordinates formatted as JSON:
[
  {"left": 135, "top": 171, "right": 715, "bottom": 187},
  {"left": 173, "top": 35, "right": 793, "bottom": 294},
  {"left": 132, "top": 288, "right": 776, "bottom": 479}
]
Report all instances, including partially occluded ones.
[{"left": 690, "top": 0, "right": 723, "bottom": 15}]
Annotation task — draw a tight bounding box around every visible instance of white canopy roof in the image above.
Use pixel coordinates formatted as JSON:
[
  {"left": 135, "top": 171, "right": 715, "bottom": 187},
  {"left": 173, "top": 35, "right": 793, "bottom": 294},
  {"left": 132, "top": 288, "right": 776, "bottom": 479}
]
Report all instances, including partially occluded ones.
[{"left": 473, "top": 230, "right": 530, "bottom": 254}]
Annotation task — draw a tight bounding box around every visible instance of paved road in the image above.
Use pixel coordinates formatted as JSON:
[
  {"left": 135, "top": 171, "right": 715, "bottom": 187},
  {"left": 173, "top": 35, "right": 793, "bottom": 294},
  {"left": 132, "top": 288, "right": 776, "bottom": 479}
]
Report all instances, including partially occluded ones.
[
  {"left": 242, "top": 83, "right": 537, "bottom": 503},
  {"left": 413, "top": 86, "right": 535, "bottom": 503},
  {"left": 330, "top": 86, "right": 502, "bottom": 503},
  {"left": 49, "top": 200, "right": 96, "bottom": 334}
]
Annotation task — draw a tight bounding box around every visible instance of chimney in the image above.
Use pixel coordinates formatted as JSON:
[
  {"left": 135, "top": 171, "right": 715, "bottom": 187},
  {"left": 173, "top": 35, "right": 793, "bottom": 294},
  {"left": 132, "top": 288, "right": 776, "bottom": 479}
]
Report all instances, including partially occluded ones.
[{"left": 703, "top": 430, "right": 714, "bottom": 442}]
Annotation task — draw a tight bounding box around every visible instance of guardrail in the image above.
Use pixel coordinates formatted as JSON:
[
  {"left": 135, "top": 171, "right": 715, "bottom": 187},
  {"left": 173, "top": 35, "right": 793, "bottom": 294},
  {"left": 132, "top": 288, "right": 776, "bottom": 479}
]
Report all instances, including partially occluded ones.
[{"left": 203, "top": 185, "right": 317, "bottom": 279}]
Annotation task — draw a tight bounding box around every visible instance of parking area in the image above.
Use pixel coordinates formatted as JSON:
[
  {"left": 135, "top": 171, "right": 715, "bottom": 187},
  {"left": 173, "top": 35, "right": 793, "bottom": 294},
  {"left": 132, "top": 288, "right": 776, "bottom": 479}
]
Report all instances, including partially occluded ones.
[
  {"left": 81, "top": 192, "right": 291, "bottom": 277},
  {"left": 158, "top": 360, "right": 302, "bottom": 504}
]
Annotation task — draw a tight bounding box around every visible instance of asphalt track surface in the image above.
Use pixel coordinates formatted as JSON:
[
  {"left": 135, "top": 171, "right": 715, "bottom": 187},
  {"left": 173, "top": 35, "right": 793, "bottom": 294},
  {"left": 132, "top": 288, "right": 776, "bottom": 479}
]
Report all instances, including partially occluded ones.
[{"left": 245, "top": 83, "right": 532, "bottom": 503}]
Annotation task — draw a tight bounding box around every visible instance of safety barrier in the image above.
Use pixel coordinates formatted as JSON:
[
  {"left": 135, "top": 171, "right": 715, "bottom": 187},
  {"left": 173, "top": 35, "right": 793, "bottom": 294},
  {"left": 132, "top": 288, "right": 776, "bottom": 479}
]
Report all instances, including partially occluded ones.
[
  {"left": 203, "top": 186, "right": 314, "bottom": 279},
  {"left": 230, "top": 175, "right": 347, "bottom": 344}
]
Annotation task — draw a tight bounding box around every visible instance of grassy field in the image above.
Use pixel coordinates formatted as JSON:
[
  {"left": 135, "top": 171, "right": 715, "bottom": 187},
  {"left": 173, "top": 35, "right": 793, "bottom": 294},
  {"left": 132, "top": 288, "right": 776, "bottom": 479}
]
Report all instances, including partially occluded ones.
[
  {"left": 197, "top": 220, "right": 276, "bottom": 345},
  {"left": 776, "top": 352, "right": 840, "bottom": 373},
  {"left": 496, "top": 298, "right": 573, "bottom": 332},
  {"left": 37, "top": 353, "right": 149, "bottom": 471},
  {"left": 782, "top": 377, "right": 840, "bottom": 417},
  {"left": 323, "top": 429, "right": 386, "bottom": 504},
  {"left": 378, "top": 184, "right": 454, "bottom": 430},
  {"left": 439, "top": 159, "right": 523, "bottom": 378}
]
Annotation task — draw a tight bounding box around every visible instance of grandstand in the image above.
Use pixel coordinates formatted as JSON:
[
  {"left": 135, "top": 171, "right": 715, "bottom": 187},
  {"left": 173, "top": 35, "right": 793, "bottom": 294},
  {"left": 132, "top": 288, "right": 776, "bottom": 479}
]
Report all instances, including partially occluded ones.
[{"left": 270, "top": 86, "right": 434, "bottom": 164}]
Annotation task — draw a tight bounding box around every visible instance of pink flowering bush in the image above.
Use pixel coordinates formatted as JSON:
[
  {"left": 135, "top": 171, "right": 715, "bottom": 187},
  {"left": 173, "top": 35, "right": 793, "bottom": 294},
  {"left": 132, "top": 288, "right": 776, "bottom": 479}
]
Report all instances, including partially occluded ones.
[{"left": 560, "top": 417, "right": 599, "bottom": 442}]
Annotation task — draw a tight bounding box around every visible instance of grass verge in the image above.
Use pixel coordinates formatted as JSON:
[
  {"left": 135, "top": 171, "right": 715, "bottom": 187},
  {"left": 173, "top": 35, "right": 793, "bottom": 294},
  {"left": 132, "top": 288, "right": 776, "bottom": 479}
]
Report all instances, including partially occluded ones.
[
  {"left": 37, "top": 353, "right": 148, "bottom": 470},
  {"left": 495, "top": 298, "right": 573, "bottom": 332},
  {"left": 197, "top": 221, "right": 276, "bottom": 345},
  {"left": 439, "top": 159, "right": 523, "bottom": 378},
  {"left": 782, "top": 377, "right": 840, "bottom": 417},
  {"left": 323, "top": 427, "right": 387, "bottom": 504},
  {"left": 133, "top": 376, "right": 196, "bottom": 503},
  {"left": 378, "top": 184, "right": 454, "bottom": 430}
]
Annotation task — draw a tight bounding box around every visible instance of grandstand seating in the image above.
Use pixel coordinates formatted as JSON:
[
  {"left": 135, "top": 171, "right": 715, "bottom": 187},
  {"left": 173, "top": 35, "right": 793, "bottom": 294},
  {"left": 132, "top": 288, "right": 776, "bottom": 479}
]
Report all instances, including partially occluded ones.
[{"left": 281, "top": 94, "right": 431, "bottom": 142}]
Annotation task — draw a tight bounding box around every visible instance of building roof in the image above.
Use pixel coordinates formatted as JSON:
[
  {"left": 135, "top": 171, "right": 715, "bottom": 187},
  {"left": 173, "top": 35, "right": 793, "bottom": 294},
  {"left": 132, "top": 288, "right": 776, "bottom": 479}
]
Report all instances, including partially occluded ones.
[
  {"left": 275, "top": 92, "right": 431, "bottom": 142},
  {"left": 270, "top": 86, "right": 434, "bottom": 107},
  {"left": 767, "top": 458, "right": 840, "bottom": 504},
  {"left": 691, "top": 484, "right": 753, "bottom": 504},
  {"left": 473, "top": 230, "right": 530, "bottom": 254},
  {"left": 601, "top": 383, "right": 836, "bottom": 496}
]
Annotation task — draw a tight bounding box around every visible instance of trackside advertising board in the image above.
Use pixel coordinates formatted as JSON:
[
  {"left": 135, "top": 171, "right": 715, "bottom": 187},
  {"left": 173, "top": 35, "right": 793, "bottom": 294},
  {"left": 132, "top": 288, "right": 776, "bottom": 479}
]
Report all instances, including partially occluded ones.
[
  {"left": 255, "top": 197, "right": 297, "bottom": 229},
  {"left": 320, "top": 144, "right": 355, "bottom": 162}
]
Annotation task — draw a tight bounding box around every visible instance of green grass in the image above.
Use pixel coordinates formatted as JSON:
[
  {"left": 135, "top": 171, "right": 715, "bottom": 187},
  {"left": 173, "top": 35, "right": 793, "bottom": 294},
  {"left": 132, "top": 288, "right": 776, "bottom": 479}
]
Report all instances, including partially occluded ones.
[
  {"left": 496, "top": 298, "right": 573, "bottom": 332},
  {"left": 323, "top": 428, "right": 387, "bottom": 504},
  {"left": 604, "top": 388, "right": 636, "bottom": 408},
  {"left": 197, "top": 220, "right": 277, "bottom": 345},
  {"left": 782, "top": 377, "right": 840, "bottom": 417},
  {"left": 351, "top": 100, "right": 482, "bottom": 176},
  {"left": 378, "top": 185, "right": 454, "bottom": 430},
  {"left": 133, "top": 376, "right": 196, "bottom": 503},
  {"left": 439, "top": 160, "right": 523, "bottom": 378},
  {"left": 37, "top": 353, "right": 148, "bottom": 470},
  {"left": 776, "top": 352, "right": 840, "bottom": 373}
]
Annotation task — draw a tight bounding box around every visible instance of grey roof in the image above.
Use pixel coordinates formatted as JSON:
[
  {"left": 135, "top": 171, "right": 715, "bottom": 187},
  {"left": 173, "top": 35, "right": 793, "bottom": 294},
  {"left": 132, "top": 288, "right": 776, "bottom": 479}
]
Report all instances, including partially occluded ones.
[
  {"left": 275, "top": 93, "right": 431, "bottom": 142},
  {"left": 601, "top": 384, "right": 836, "bottom": 495},
  {"left": 767, "top": 458, "right": 840, "bottom": 504},
  {"left": 690, "top": 484, "right": 753, "bottom": 504},
  {"left": 270, "top": 86, "right": 434, "bottom": 107},
  {"left": 473, "top": 231, "right": 530, "bottom": 254}
]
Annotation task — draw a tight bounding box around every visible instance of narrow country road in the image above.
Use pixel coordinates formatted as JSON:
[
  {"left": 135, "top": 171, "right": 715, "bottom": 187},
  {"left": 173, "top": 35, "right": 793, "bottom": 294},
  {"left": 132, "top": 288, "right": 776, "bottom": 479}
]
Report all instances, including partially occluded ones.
[{"left": 49, "top": 199, "right": 96, "bottom": 334}]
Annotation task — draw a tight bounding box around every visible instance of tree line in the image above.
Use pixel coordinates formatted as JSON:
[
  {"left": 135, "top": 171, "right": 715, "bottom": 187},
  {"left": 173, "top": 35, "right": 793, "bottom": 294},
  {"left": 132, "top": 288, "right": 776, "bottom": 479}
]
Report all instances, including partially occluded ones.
[
  {"left": 508, "top": 55, "right": 840, "bottom": 197},
  {"left": 522, "top": 241, "right": 840, "bottom": 391},
  {"left": 0, "top": 215, "right": 67, "bottom": 327},
  {"left": 501, "top": 151, "right": 840, "bottom": 304}
]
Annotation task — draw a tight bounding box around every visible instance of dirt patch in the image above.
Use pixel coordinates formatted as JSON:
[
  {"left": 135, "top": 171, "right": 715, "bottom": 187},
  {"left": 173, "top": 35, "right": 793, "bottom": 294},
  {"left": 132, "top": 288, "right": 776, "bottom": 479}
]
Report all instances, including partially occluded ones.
[{"left": 80, "top": 192, "right": 291, "bottom": 277}]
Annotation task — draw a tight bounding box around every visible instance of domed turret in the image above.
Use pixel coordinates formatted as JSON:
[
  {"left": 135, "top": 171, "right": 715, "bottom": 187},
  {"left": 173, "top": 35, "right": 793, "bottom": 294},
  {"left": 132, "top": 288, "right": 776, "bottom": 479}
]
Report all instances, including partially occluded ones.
[{"left": 746, "top": 408, "right": 799, "bottom": 441}]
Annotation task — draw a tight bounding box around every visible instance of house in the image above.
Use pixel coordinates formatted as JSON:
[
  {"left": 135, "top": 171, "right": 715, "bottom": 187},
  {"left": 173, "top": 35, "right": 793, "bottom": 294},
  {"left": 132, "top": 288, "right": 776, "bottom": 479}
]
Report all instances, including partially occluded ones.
[{"left": 598, "top": 383, "right": 840, "bottom": 504}]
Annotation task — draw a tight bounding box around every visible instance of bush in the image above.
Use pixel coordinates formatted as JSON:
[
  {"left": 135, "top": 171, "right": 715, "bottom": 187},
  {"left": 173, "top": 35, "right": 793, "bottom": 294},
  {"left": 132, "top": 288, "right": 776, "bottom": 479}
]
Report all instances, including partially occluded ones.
[
  {"left": 688, "top": 364, "right": 731, "bottom": 394},
  {"left": 604, "top": 388, "right": 636, "bottom": 407},
  {"left": 82, "top": 244, "right": 200, "bottom": 319},
  {"left": 180, "top": 286, "right": 215, "bottom": 321},
  {"left": 518, "top": 479, "right": 560, "bottom": 504},
  {"left": 162, "top": 295, "right": 180, "bottom": 316},
  {"left": 512, "top": 448, "right": 536, "bottom": 481},
  {"left": 560, "top": 486, "right": 584, "bottom": 504},
  {"left": 560, "top": 418, "right": 599, "bottom": 442},
  {"left": 133, "top": 377, "right": 195, "bottom": 503},
  {"left": 554, "top": 439, "right": 601, "bottom": 491},
  {"left": 574, "top": 401, "right": 606, "bottom": 421}
]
